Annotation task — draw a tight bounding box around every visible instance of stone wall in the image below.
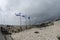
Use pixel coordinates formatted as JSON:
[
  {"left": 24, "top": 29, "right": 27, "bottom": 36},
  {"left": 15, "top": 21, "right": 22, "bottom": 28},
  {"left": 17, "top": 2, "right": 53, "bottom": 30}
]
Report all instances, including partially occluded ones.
[{"left": 0, "top": 25, "right": 31, "bottom": 34}]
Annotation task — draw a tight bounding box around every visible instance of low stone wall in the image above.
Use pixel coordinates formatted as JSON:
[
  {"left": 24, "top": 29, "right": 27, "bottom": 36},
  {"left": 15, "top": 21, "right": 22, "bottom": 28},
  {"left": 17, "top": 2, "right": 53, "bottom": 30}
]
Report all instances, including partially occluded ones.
[
  {"left": 0, "top": 21, "right": 54, "bottom": 34},
  {"left": 0, "top": 25, "right": 32, "bottom": 34}
]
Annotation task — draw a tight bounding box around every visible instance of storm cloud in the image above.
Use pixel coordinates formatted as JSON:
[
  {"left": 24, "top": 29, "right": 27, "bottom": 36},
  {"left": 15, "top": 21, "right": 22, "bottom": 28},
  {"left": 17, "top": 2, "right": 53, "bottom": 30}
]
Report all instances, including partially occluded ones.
[{"left": 0, "top": 0, "right": 60, "bottom": 25}]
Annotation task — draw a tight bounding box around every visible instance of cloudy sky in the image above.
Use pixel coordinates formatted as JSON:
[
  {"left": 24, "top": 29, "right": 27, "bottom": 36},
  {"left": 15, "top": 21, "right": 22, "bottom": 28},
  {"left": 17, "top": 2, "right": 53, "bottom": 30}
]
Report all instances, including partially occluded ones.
[{"left": 0, "top": 0, "right": 60, "bottom": 25}]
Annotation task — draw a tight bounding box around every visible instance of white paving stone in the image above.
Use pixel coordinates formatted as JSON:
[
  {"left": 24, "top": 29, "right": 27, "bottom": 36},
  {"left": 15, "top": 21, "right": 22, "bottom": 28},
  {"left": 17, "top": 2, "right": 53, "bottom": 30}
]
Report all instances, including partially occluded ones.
[{"left": 11, "top": 21, "right": 60, "bottom": 40}]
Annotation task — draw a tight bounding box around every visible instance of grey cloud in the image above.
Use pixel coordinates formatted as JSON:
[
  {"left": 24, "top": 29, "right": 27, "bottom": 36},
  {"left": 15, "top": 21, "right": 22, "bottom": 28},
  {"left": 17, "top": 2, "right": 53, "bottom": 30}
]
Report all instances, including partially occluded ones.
[{"left": 0, "top": 0, "right": 60, "bottom": 25}]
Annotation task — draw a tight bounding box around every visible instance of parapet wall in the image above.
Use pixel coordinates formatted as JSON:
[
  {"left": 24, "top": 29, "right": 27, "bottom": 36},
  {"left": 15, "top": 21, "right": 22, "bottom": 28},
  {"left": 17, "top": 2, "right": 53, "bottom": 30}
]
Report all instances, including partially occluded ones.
[
  {"left": 0, "top": 21, "right": 54, "bottom": 34},
  {"left": 0, "top": 25, "right": 31, "bottom": 34}
]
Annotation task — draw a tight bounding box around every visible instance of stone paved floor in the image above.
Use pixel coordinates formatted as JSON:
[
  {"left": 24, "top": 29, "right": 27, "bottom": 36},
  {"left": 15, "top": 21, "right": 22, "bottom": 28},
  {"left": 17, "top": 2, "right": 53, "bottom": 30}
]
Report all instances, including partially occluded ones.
[{"left": 11, "top": 21, "right": 60, "bottom": 40}]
